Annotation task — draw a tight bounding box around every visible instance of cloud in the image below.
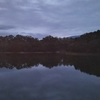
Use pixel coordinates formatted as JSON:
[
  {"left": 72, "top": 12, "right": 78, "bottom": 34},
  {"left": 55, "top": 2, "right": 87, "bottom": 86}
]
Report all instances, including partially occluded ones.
[
  {"left": 0, "top": 25, "right": 15, "bottom": 30},
  {"left": 20, "top": 32, "right": 48, "bottom": 39},
  {"left": 0, "top": 0, "right": 100, "bottom": 37},
  {"left": 0, "top": 31, "right": 18, "bottom": 36}
]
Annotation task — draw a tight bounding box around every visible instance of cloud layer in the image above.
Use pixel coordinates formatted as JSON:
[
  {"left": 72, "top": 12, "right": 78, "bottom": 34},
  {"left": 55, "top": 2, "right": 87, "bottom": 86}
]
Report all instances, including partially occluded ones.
[{"left": 0, "top": 0, "right": 100, "bottom": 38}]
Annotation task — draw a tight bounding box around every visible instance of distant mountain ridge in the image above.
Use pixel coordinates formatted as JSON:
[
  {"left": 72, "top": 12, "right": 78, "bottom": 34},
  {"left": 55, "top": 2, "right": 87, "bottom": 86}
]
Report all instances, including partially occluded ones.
[{"left": 67, "top": 35, "right": 80, "bottom": 39}]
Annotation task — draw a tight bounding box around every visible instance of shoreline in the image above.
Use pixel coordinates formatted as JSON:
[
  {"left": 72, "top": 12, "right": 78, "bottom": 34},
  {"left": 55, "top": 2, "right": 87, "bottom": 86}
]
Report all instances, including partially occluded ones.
[{"left": 0, "top": 52, "right": 100, "bottom": 55}]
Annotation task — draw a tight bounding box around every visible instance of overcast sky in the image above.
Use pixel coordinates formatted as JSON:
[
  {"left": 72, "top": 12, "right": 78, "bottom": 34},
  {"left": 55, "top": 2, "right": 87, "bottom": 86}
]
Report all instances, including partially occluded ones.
[{"left": 0, "top": 0, "right": 100, "bottom": 38}]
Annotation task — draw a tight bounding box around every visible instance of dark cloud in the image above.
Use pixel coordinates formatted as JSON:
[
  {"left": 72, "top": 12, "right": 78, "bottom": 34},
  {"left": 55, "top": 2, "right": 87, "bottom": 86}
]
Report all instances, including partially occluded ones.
[
  {"left": 0, "top": 25, "right": 15, "bottom": 30},
  {"left": 0, "top": 0, "right": 100, "bottom": 37}
]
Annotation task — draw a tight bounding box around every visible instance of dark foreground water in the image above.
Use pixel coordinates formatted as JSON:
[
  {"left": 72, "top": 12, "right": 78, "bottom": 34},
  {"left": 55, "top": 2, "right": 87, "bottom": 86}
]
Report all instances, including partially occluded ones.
[{"left": 0, "top": 54, "right": 100, "bottom": 100}]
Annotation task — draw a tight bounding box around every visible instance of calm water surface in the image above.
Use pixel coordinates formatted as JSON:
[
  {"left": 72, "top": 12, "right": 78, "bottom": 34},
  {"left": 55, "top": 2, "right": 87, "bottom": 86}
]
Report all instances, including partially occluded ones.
[{"left": 0, "top": 54, "right": 100, "bottom": 100}]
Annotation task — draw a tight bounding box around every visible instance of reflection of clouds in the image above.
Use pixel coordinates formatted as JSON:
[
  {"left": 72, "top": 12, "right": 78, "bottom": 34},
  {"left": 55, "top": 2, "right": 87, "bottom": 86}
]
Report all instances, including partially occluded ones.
[{"left": 0, "top": 64, "right": 100, "bottom": 100}]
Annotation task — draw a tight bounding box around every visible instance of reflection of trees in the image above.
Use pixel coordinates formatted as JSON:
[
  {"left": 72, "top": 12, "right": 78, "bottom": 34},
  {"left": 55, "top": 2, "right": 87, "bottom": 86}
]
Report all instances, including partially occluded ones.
[
  {"left": 0, "top": 53, "right": 62, "bottom": 69},
  {"left": 63, "top": 55, "right": 100, "bottom": 76},
  {"left": 0, "top": 54, "right": 100, "bottom": 76},
  {"left": 73, "top": 56, "right": 100, "bottom": 76}
]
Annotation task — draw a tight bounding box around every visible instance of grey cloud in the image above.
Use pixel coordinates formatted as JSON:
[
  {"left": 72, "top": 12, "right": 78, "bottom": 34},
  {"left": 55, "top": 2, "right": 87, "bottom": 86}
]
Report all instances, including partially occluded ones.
[
  {"left": 19, "top": 32, "right": 48, "bottom": 39},
  {"left": 0, "top": 25, "right": 15, "bottom": 30},
  {"left": 35, "top": 0, "right": 100, "bottom": 30},
  {"left": 0, "top": 0, "right": 100, "bottom": 38},
  {"left": 0, "top": 31, "right": 18, "bottom": 36}
]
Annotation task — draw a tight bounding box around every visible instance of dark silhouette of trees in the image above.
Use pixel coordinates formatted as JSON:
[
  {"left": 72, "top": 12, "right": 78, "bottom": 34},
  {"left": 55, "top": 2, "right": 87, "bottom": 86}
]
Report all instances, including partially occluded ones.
[
  {"left": 0, "top": 30, "right": 100, "bottom": 53},
  {"left": 0, "top": 53, "right": 100, "bottom": 76}
]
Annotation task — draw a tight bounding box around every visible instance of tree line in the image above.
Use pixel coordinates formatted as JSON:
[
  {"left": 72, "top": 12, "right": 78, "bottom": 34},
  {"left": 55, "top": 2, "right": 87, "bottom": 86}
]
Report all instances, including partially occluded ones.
[{"left": 0, "top": 30, "right": 100, "bottom": 53}]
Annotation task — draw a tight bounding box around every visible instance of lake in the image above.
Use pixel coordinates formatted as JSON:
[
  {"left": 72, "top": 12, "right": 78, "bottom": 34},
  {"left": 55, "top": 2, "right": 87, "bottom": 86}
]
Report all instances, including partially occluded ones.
[{"left": 0, "top": 53, "right": 100, "bottom": 100}]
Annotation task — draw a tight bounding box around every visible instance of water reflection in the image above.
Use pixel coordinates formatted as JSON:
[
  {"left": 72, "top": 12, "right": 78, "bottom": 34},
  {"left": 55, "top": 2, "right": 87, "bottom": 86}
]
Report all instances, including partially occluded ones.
[
  {"left": 0, "top": 53, "right": 100, "bottom": 76},
  {"left": 0, "top": 53, "right": 100, "bottom": 100}
]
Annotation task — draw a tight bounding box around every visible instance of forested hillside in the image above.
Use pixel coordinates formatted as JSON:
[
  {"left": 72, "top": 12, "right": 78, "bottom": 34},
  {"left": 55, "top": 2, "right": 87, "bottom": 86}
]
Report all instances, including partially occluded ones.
[{"left": 0, "top": 30, "right": 100, "bottom": 53}]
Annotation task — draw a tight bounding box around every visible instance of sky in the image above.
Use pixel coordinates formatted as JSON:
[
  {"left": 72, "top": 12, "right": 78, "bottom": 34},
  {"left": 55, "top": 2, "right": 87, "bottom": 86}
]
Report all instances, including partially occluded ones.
[{"left": 0, "top": 0, "right": 100, "bottom": 39}]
